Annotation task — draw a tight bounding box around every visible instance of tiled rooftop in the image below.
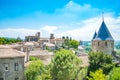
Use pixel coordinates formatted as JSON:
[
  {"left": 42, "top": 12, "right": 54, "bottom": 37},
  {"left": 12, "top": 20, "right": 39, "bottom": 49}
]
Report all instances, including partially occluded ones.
[{"left": 0, "top": 45, "right": 25, "bottom": 58}]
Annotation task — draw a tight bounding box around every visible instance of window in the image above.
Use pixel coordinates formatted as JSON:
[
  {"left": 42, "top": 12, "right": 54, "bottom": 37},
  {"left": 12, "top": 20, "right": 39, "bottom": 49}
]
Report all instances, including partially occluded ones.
[
  {"left": 111, "top": 42, "right": 113, "bottom": 48},
  {"left": 21, "top": 47, "right": 23, "bottom": 52},
  {"left": 98, "top": 42, "right": 100, "bottom": 46},
  {"left": 105, "top": 42, "right": 107, "bottom": 46},
  {"left": 15, "top": 77, "right": 19, "bottom": 80},
  {"left": 14, "top": 63, "right": 18, "bottom": 71},
  {"left": 4, "top": 63, "right": 9, "bottom": 72},
  {"left": 0, "top": 78, "right": 3, "bottom": 80}
]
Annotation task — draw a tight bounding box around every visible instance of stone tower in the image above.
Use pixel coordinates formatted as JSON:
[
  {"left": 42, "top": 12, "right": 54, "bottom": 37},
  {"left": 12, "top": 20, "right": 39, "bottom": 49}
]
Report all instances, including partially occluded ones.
[
  {"left": 92, "top": 20, "right": 114, "bottom": 54},
  {"left": 50, "top": 33, "right": 55, "bottom": 39},
  {"left": 37, "top": 32, "right": 40, "bottom": 38}
]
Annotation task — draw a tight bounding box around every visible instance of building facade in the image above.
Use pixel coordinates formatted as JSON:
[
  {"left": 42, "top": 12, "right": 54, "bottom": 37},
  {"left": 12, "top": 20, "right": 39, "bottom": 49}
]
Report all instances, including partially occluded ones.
[
  {"left": 0, "top": 45, "right": 25, "bottom": 80},
  {"left": 25, "top": 32, "right": 40, "bottom": 42},
  {"left": 92, "top": 20, "right": 114, "bottom": 54},
  {"left": 38, "top": 33, "right": 63, "bottom": 50}
]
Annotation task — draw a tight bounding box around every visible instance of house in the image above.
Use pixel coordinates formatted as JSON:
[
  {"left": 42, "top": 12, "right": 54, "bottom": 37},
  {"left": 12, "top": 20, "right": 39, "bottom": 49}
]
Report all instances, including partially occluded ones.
[
  {"left": 0, "top": 45, "right": 25, "bottom": 80},
  {"left": 38, "top": 33, "right": 63, "bottom": 50},
  {"left": 43, "top": 42, "right": 55, "bottom": 51}
]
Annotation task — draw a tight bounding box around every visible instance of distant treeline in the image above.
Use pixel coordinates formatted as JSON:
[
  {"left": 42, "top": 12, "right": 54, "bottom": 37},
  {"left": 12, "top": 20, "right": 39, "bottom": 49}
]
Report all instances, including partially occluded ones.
[{"left": 0, "top": 37, "right": 22, "bottom": 44}]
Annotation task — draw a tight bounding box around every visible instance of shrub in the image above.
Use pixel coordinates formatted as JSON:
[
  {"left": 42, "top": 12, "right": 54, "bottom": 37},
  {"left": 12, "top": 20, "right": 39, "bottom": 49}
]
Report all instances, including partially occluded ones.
[
  {"left": 25, "top": 60, "right": 44, "bottom": 80},
  {"left": 50, "top": 49, "right": 82, "bottom": 80},
  {"left": 109, "top": 67, "right": 120, "bottom": 80},
  {"left": 88, "top": 69, "right": 107, "bottom": 80},
  {"left": 29, "top": 56, "right": 39, "bottom": 61},
  {"left": 88, "top": 52, "right": 114, "bottom": 75}
]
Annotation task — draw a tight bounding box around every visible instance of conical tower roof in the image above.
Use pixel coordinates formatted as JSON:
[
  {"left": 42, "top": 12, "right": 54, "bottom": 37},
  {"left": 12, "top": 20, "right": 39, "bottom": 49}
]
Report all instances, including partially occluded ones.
[
  {"left": 94, "top": 21, "right": 114, "bottom": 40},
  {"left": 92, "top": 31, "right": 97, "bottom": 40}
]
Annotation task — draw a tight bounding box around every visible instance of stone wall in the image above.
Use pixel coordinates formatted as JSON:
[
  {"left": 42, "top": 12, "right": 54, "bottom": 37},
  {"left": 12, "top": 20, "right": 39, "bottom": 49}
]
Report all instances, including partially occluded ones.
[
  {"left": 92, "top": 40, "right": 114, "bottom": 54},
  {"left": 0, "top": 57, "right": 24, "bottom": 80}
]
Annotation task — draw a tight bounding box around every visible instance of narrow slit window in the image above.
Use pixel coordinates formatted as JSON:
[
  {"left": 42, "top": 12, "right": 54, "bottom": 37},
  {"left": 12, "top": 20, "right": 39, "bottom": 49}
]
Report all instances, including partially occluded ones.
[
  {"left": 98, "top": 42, "right": 100, "bottom": 46},
  {"left": 105, "top": 42, "right": 107, "bottom": 46}
]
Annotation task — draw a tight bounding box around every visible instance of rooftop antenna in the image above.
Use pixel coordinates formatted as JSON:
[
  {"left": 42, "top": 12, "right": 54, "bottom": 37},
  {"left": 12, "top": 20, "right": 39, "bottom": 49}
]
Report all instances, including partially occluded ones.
[{"left": 102, "top": 12, "right": 104, "bottom": 21}]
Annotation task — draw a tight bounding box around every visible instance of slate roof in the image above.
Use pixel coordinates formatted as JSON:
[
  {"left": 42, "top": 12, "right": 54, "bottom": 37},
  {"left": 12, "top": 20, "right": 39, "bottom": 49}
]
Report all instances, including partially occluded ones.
[
  {"left": 92, "top": 21, "right": 114, "bottom": 41},
  {"left": 92, "top": 31, "right": 97, "bottom": 40},
  {"left": 0, "top": 45, "right": 25, "bottom": 58}
]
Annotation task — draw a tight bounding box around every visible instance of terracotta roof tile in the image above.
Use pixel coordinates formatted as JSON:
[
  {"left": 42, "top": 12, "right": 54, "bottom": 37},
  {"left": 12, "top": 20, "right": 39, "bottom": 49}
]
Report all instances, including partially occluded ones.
[{"left": 0, "top": 45, "right": 25, "bottom": 58}]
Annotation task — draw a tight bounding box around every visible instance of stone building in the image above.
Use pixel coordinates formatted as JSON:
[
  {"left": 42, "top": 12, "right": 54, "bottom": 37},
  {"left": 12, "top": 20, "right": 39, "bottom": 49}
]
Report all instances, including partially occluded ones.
[
  {"left": 38, "top": 33, "right": 63, "bottom": 50},
  {"left": 25, "top": 32, "right": 40, "bottom": 42},
  {"left": 0, "top": 45, "right": 25, "bottom": 80},
  {"left": 92, "top": 19, "right": 114, "bottom": 54}
]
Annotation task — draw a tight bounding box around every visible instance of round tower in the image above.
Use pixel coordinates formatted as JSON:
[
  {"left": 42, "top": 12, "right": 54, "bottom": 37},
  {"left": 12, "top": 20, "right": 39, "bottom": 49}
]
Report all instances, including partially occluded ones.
[{"left": 92, "top": 20, "right": 114, "bottom": 54}]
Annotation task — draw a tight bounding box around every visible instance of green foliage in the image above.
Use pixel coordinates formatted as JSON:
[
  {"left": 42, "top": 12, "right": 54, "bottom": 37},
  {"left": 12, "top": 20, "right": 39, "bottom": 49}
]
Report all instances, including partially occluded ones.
[
  {"left": 109, "top": 67, "right": 120, "bottom": 80},
  {"left": 116, "top": 50, "right": 120, "bottom": 56},
  {"left": 50, "top": 49, "right": 82, "bottom": 80},
  {"left": 0, "top": 37, "right": 22, "bottom": 44},
  {"left": 46, "top": 46, "right": 52, "bottom": 52},
  {"left": 29, "top": 56, "right": 39, "bottom": 61},
  {"left": 25, "top": 60, "right": 44, "bottom": 80},
  {"left": 88, "top": 69, "right": 107, "bottom": 80},
  {"left": 41, "top": 65, "right": 52, "bottom": 80},
  {"left": 78, "top": 67, "right": 88, "bottom": 80},
  {"left": 88, "top": 52, "right": 114, "bottom": 75},
  {"left": 69, "top": 40, "right": 80, "bottom": 49},
  {"left": 62, "top": 36, "right": 79, "bottom": 49}
]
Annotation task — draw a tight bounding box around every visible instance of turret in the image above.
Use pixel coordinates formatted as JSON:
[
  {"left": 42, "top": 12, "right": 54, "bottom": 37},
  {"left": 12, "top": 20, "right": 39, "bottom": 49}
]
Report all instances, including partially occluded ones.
[{"left": 92, "top": 18, "right": 114, "bottom": 54}]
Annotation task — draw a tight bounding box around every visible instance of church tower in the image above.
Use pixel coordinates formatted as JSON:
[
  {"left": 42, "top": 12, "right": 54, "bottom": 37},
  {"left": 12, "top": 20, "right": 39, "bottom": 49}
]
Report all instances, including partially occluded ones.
[{"left": 92, "top": 17, "right": 114, "bottom": 54}]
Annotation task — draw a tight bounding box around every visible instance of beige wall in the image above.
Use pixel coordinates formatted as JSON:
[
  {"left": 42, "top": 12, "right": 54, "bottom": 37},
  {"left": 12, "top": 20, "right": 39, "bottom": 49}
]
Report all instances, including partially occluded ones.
[
  {"left": 92, "top": 40, "right": 114, "bottom": 54},
  {"left": 0, "top": 57, "right": 24, "bottom": 80}
]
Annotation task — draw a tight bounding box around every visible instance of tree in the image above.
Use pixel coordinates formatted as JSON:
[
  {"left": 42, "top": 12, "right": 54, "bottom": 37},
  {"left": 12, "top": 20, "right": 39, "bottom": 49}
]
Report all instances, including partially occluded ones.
[
  {"left": 0, "top": 37, "right": 6, "bottom": 44},
  {"left": 62, "top": 36, "right": 65, "bottom": 39},
  {"left": 88, "top": 52, "right": 114, "bottom": 75},
  {"left": 109, "top": 67, "right": 120, "bottom": 80},
  {"left": 88, "top": 69, "right": 107, "bottom": 80},
  {"left": 62, "top": 36, "right": 79, "bottom": 49},
  {"left": 0, "top": 37, "right": 22, "bottom": 44},
  {"left": 50, "top": 49, "right": 82, "bottom": 80},
  {"left": 69, "top": 40, "right": 79, "bottom": 49},
  {"left": 41, "top": 64, "right": 52, "bottom": 80},
  {"left": 25, "top": 60, "right": 44, "bottom": 80}
]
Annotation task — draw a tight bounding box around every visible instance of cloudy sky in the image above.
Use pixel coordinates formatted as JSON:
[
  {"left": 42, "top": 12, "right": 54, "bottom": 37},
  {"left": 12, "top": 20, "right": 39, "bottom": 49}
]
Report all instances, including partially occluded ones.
[{"left": 0, "top": 0, "right": 120, "bottom": 41}]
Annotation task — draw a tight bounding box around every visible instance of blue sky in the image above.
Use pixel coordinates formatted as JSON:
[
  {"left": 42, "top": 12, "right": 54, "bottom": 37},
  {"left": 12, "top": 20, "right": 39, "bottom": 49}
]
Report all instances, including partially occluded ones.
[{"left": 0, "top": 0, "right": 120, "bottom": 40}]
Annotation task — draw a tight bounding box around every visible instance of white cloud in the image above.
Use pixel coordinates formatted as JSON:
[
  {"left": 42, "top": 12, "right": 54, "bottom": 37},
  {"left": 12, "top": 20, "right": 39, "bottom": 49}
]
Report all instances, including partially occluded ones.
[
  {"left": 40, "top": 25, "right": 58, "bottom": 33},
  {"left": 0, "top": 25, "right": 58, "bottom": 39},
  {"left": 54, "top": 1, "right": 100, "bottom": 21},
  {"left": 56, "top": 14, "right": 120, "bottom": 41},
  {"left": 0, "top": 28, "right": 39, "bottom": 39},
  {"left": 0, "top": 1, "right": 120, "bottom": 41},
  {"left": 0, "top": 14, "right": 120, "bottom": 41}
]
